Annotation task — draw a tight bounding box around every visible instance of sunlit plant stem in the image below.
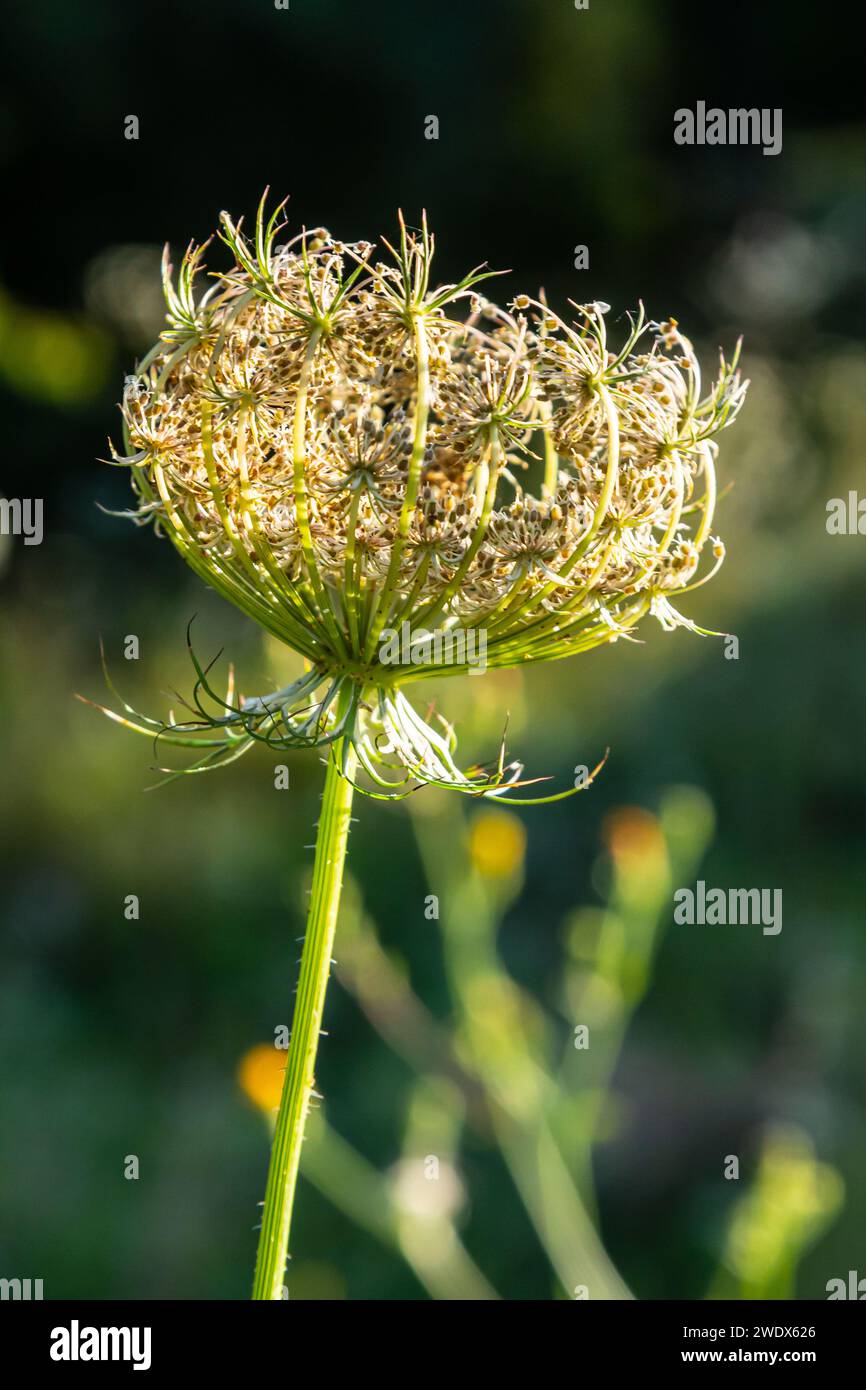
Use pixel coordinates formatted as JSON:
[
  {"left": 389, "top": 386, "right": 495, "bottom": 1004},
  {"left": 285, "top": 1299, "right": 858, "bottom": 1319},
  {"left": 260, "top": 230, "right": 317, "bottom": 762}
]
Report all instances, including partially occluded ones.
[{"left": 252, "top": 741, "right": 357, "bottom": 1300}]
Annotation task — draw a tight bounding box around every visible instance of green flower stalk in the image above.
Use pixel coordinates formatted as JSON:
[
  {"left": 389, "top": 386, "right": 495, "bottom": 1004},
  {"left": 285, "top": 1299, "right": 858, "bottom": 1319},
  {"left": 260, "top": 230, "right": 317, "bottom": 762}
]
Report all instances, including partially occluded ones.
[{"left": 94, "top": 193, "right": 747, "bottom": 1298}]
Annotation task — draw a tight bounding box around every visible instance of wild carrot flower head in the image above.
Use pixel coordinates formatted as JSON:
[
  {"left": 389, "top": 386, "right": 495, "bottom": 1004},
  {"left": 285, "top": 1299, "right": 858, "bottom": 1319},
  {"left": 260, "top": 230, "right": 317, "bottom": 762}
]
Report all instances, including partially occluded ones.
[{"left": 106, "top": 194, "right": 747, "bottom": 798}]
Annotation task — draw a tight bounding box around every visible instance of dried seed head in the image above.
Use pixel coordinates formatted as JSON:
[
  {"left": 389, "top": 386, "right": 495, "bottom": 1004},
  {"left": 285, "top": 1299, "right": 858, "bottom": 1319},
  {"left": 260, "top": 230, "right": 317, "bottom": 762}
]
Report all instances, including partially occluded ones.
[{"left": 105, "top": 195, "right": 748, "bottom": 797}]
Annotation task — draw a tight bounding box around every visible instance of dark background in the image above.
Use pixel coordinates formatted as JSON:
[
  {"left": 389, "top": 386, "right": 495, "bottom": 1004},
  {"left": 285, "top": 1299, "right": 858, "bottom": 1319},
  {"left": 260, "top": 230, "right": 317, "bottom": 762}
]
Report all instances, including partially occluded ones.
[{"left": 1, "top": 0, "right": 865, "bottom": 1299}]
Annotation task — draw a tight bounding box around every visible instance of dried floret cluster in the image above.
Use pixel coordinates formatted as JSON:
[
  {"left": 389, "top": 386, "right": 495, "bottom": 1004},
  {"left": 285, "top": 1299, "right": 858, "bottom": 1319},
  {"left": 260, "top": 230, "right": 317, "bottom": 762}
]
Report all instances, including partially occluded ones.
[{"left": 106, "top": 195, "right": 747, "bottom": 796}]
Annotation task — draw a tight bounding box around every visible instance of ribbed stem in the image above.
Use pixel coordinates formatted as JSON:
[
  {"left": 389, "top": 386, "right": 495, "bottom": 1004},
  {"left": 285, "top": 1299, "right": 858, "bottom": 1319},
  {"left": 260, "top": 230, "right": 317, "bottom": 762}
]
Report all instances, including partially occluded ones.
[{"left": 252, "top": 741, "right": 357, "bottom": 1300}]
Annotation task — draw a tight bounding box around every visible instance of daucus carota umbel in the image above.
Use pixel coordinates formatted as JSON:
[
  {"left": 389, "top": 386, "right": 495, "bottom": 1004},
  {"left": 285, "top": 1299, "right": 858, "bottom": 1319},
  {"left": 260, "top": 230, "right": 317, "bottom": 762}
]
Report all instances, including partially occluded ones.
[{"left": 97, "top": 194, "right": 747, "bottom": 1297}]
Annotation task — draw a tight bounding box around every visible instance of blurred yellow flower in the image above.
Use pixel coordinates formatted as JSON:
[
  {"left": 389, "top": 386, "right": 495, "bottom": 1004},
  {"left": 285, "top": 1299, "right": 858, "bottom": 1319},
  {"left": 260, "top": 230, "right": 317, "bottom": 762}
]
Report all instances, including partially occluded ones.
[
  {"left": 237, "top": 1043, "right": 285, "bottom": 1113},
  {"left": 469, "top": 809, "right": 527, "bottom": 879}
]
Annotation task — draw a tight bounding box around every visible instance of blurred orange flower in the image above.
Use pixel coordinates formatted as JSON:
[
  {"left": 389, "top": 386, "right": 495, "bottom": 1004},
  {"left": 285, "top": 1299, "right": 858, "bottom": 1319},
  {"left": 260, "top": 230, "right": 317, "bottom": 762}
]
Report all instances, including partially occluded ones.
[{"left": 237, "top": 1043, "right": 285, "bottom": 1113}]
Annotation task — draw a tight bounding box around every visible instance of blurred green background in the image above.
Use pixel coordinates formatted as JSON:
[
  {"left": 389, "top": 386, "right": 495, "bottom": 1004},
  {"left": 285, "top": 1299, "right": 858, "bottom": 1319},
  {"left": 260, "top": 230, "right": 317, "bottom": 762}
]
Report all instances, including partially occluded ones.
[{"left": 1, "top": 0, "right": 865, "bottom": 1300}]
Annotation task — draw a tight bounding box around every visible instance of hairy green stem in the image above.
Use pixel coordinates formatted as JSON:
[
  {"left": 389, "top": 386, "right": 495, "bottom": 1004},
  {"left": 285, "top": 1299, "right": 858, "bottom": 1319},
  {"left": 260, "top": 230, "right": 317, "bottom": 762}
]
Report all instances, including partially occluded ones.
[{"left": 252, "top": 741, "right": 357, "bottom": 1300}]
